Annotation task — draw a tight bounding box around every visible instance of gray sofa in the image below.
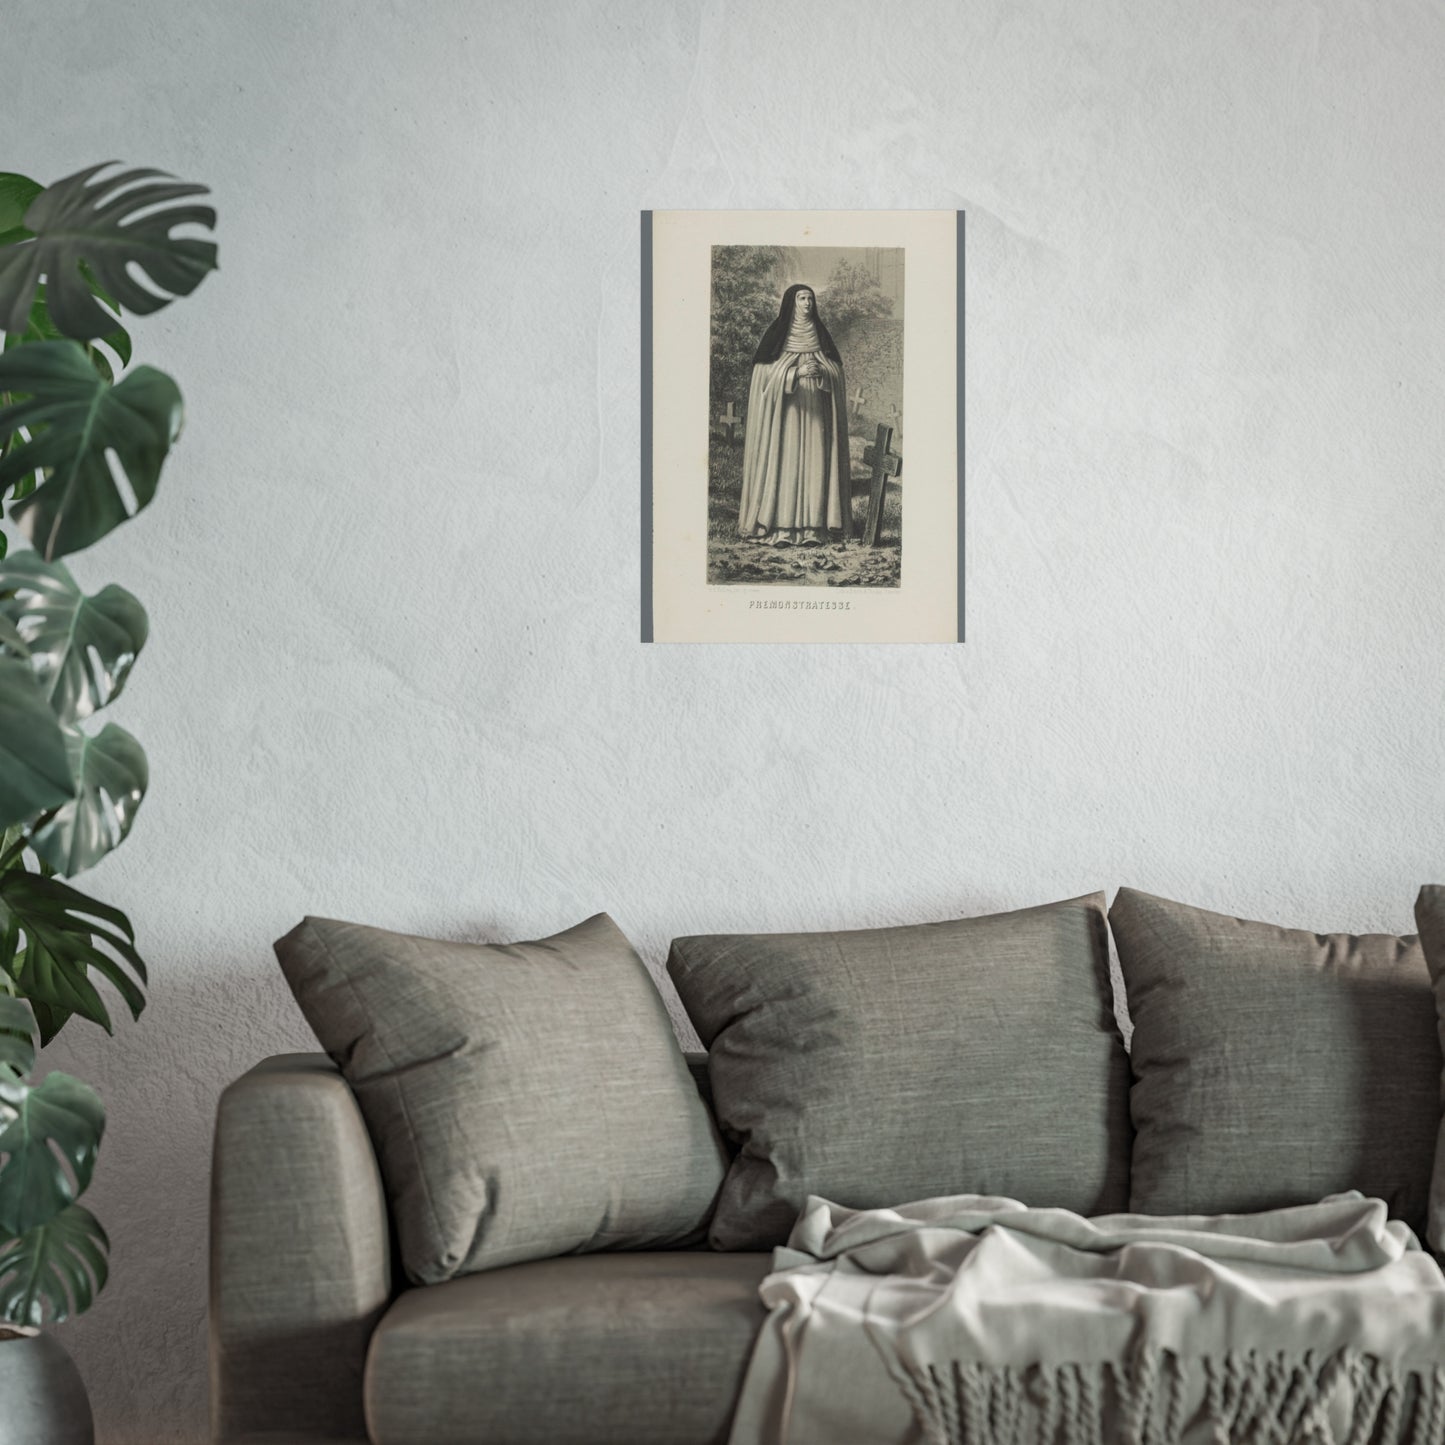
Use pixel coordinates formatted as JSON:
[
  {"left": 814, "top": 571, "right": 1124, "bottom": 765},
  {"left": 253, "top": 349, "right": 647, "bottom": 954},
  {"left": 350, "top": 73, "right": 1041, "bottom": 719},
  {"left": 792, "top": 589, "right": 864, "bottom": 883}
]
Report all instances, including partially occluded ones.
[
  {"left": 210, "top": 888, "right": 1445, "bottom": 1444},
  {"left": 210, "top": 1052, "right": 763, "bottom": 1445}
]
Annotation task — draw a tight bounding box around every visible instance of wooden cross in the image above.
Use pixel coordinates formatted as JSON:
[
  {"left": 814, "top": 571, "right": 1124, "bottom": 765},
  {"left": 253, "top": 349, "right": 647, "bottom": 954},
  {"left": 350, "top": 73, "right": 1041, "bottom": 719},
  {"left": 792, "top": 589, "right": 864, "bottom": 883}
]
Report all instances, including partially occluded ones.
[
  {"left": 850, "top": 386, "right": 867, "bottom": 417},
  {"left": 861, "top": 423, "right": 903, "bottom": 548},
  {"left": 718, "top": 401, "right": 741, "bottom": 444}
]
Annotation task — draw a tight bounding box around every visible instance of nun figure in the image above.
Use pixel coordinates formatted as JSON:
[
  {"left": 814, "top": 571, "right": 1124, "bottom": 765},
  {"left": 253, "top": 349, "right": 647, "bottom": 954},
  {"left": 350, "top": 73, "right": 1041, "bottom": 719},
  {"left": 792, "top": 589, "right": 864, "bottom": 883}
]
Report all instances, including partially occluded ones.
[{"left": 737, "top": 285, "right": 852, "bottom": 546}]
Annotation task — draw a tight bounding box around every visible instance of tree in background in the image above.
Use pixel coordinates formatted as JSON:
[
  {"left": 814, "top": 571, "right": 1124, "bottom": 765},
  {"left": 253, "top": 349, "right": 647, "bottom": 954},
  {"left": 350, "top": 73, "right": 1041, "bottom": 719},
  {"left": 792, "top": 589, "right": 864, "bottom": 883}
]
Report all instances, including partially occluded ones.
[
  {"left": 818, "top": 257, "right": 894, "bottom": 338},
  {"left": 709, "top": 245, "right": 797, "bottom": 422}
]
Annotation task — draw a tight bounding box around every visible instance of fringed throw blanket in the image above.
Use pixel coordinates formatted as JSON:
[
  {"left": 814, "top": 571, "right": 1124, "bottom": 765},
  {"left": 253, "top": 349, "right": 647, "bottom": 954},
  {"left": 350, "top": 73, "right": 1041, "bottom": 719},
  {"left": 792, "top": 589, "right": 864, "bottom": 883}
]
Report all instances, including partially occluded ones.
[{"left": 726, "top": 1193, "right": 1445, "bottom": 1445}]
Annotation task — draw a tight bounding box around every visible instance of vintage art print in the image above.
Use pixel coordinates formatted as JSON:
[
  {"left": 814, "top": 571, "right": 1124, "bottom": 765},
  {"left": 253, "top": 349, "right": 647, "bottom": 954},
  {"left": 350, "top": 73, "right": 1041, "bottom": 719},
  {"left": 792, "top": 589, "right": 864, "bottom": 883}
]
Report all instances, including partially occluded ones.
[{"left": 642, "top": 209, "right": 962, "bottom": 643}]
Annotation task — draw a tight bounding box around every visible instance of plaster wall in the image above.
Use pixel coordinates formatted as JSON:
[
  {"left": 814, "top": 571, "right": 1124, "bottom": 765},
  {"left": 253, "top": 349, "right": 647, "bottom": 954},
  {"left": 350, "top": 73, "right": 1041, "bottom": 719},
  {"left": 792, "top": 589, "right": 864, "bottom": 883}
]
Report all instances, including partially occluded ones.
[{"left": 10, "top": 1, "right": 1445, "bottom": 1439}]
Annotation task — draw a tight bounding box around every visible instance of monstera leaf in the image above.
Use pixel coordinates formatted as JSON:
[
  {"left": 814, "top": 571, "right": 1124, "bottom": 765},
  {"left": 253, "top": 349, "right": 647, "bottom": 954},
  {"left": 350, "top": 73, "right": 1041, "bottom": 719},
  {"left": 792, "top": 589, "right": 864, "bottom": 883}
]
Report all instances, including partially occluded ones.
[
  {"left": 0, "top": 341, "right": 182, "bottom": 559},
  {"left": 0, "top": 178, "right": 135, "bottom": 504},
  {"left": 0, "top": 617, "right": 25, "bottom": 657},
  {"left": 0, "top": 871, "right": 146, "bottom": 1042},
  {"left": 0, "top": 1202, "right": 108, "bottom": 1326},
  {"left": 0, "top": 173, "right": 134, "bottom": 413},
  {"left": 0, "top": 163, "right": 216, "bottom": 341},
  {"left": 0, "top": 997, "right": 34, "bottom": 1082},
  {"left": 0, "top": 171, "right": 133, "bottom": 507},
  {"left": 0, "top": 553, "right": 148, "bottom": 722},
  {"left": 2, "top": 284, "right": 131, "bottom": 380},
  {"left": 28, "top": 724, "right": 147, "bottom": 876},
  {"left": 0, "top": 656, "right": 74, "bottom": 831},
  {"left": 0, "top": 174, "right": 41, "bottom": 246},
  {"left": 0, "top": 1068, "right": 104, "bottom": 1236}
]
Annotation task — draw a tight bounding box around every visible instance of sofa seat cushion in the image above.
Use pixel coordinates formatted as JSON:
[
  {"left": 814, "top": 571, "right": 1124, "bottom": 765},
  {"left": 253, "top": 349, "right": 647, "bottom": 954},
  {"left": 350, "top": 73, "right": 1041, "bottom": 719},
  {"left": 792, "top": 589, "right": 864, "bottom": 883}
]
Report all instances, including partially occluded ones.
[{"left": 364, "top": 1250, "right": 773, "bottom": 1445}]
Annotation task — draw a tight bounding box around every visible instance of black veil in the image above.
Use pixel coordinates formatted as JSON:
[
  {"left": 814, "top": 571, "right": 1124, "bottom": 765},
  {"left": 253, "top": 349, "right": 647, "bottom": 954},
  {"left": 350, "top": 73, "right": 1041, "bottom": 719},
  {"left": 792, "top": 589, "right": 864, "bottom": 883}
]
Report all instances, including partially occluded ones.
[{"left": 750, "top": 283, "right": 843, "bottom": 367}]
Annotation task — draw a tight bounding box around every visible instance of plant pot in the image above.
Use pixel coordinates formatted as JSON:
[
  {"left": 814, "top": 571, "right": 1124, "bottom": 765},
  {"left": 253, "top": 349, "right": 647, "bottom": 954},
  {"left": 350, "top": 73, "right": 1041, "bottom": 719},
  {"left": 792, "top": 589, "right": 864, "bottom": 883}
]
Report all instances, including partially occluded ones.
[{"left": 0, "top": 1330, "right": 94, "bottom": 1445}]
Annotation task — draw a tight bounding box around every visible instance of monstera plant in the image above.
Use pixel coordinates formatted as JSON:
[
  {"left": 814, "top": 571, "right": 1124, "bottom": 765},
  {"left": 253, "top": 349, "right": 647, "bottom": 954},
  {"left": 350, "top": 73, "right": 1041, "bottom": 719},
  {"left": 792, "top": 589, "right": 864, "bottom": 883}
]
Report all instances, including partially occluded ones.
[{"left": 0, "top": 159, "right": 216, "bottom": 1387}]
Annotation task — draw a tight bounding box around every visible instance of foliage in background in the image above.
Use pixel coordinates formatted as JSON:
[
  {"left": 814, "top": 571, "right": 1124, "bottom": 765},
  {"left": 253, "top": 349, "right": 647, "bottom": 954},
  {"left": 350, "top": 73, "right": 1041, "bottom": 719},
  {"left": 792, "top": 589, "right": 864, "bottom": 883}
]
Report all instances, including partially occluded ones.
[
  {"left": 817, "top": 256, "right": 894, "bottom": 337},
  {"left": 0, "top": 163, "right": 216, "bottom": 1326}
]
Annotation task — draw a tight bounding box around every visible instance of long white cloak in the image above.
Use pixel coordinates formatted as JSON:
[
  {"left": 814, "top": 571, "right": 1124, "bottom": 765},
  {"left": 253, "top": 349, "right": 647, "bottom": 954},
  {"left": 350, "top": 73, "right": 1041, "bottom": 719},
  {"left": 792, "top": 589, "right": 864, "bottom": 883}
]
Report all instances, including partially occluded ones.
[{"left": 737, "top": 352, "right": 852, "bottom": 544}]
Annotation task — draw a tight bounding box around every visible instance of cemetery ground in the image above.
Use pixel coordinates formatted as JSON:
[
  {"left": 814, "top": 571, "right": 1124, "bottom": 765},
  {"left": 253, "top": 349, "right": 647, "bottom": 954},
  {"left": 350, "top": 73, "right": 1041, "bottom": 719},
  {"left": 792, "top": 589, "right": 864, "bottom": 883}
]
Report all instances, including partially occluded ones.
[{"left": 705, "top": 433, "right": 902, "bottom": 587}]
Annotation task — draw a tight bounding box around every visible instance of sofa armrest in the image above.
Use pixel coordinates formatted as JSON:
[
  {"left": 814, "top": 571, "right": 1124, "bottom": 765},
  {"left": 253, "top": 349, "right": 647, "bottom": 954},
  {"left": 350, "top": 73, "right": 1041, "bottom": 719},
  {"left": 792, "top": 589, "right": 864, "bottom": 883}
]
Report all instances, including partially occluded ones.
[{"left": 210, "top": 1052, "right": 391, "bottom": 1445}]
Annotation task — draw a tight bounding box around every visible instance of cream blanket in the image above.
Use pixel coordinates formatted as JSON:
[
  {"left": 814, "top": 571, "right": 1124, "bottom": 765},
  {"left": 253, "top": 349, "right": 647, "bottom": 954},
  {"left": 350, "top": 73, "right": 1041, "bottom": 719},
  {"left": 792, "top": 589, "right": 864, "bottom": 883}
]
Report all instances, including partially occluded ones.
[{"left": 727, "top": 1193, "right": 1445, "bottom": 1445}]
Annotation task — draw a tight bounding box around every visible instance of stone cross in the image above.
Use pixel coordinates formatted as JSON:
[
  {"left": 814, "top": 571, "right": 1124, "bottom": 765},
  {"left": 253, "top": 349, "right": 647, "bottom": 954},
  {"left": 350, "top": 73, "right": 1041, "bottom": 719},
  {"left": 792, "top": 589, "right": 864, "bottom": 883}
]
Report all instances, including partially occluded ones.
[
  {"left": 861, "top": 423, "right": 903, "bottom": 548},
  {"left": 850, "top": 386, "right": 867, "bottom": 418},
  {"left": 718, "top": 401, "right": 741, "bottom": 444}
]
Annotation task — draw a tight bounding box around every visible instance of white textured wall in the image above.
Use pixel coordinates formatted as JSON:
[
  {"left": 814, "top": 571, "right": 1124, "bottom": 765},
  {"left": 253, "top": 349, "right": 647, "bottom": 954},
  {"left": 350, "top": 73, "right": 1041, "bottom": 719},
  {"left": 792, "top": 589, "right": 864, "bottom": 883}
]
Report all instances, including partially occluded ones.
[{"left": 12, "top": 1, "right": 1445, "bottom": 1439}]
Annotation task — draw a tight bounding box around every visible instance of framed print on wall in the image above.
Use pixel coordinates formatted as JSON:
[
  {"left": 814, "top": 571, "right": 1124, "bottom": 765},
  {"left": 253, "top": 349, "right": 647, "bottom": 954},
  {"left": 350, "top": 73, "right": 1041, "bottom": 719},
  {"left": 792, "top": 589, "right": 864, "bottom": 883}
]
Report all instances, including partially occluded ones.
[{"left": 642, "top": 209, "right": 963, "bottom": 644}]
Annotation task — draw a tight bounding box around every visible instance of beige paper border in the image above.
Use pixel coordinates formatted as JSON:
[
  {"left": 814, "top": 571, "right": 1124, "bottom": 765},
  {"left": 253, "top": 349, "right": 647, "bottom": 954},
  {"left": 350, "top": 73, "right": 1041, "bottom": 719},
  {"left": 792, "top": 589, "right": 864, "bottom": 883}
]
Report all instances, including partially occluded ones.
[{"left": 649, "top": 209, "right": 958, "bottom": 643}]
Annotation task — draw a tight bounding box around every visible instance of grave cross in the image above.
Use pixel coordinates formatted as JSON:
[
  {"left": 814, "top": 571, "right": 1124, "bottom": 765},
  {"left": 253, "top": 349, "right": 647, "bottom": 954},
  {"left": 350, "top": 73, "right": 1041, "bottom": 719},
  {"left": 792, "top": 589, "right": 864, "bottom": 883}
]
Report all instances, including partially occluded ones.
[
  {"left": 861, "top": 423, "right": 903, "bottom": 548},
  {"left": 850, "top": 386, "right": 867, "bottom": 418},
  {"left": 718, "top": 401, "right": 741, "bottom": 444}
]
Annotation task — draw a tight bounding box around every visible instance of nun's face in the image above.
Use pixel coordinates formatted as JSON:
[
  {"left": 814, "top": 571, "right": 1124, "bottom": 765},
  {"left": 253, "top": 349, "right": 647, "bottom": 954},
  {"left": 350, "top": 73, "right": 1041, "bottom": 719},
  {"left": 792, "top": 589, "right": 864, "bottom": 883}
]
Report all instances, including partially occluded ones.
[{"left": 796, "top": 290, "right": 813, "bottom": 315}]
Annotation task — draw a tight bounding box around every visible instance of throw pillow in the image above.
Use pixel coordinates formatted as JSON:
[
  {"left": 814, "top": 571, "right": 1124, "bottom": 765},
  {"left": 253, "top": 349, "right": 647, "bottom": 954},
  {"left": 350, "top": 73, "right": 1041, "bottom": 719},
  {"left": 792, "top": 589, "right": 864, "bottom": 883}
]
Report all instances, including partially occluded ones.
[
  {"left": 1111, "top": 887, "right": 1438, "bottom": 1236},
  {"left": 666, "top": 894, "right": 1130, "bottom": 1250},
  {"left": 275, "top": 911, "right": 729, "bottom": 1284},
  {"left": 1411, "top": 885, "right": 1445, "bottom": 1252}
]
